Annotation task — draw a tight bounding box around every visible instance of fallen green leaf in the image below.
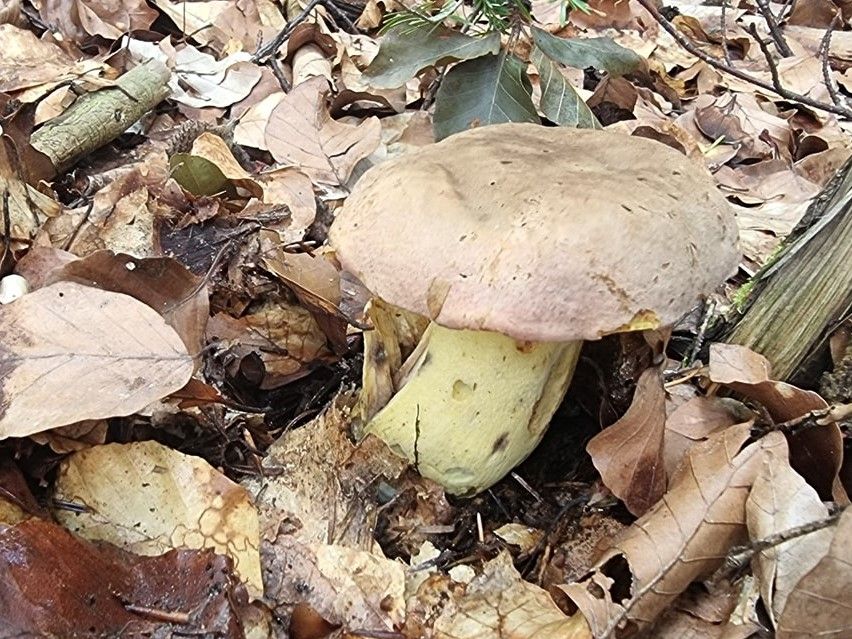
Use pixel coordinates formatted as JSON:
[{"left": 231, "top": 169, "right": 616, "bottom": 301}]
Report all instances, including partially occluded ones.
[
  {"left": 433, "top": 53, "right": 539, "bottom": 140},
  {"left": 531, "top": 46, "right": 600, "bottom": 129},
  {"left": 364, "top": 24, "right": 500, "bottom": 89},
  {"left": 169, "top": 154, "right": 232, "bottom": 197},
  {"left": 532, "top": 27, "right": 641, "bottom": 77}
]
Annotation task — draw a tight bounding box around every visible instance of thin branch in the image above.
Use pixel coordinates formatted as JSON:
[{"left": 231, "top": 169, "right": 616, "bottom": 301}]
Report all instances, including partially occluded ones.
[
  {"left": 252, "top": 0, "right": 324, "bottom": 62},
  {"left": 710, "top": 508, "right": 846, "bottom": 584},
  {"left": 747, "top": 23, "right": 785, "bottom": 94},
  {"left": 720, "top": 0, "right": 732, "bottom": 66},
  {"left": 820, "top": 14, "right": 847, "bottom": 111},
  {"left": 634, "top": 0, "right": 852, "bottom": 119},
  {"left": 755, "top": 0, "right": 793, "bottom": 57}
]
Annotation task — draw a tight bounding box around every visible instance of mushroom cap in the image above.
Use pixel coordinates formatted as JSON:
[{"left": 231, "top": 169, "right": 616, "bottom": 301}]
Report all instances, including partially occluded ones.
[{"left": 329, "top": 123, "right": 740, "bottom": 342}]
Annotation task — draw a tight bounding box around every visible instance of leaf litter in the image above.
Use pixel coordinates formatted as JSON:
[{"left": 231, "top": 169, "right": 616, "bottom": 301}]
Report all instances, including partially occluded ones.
[{"left": 0, "top": 0, "right": 849, "bottom": 636}]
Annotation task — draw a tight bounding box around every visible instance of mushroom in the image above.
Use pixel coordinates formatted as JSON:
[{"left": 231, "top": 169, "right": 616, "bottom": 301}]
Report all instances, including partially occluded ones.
[{"left": 329, "top": 123, "right": 739, "bottom": 496}]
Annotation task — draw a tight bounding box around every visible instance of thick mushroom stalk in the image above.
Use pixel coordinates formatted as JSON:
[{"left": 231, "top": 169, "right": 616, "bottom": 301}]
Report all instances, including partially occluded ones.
[{"left": 359, "top": 309, "right": 581, "bottom": 495}]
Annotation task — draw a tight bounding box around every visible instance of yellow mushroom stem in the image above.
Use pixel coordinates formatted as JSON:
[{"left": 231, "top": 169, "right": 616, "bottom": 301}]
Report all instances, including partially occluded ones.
[{"left": 359, "top": 314, "right": 582, "bottom": 496}]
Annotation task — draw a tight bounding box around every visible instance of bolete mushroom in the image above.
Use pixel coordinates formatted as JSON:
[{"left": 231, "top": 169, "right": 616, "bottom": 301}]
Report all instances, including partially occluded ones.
[{"left": 329, "top": 123, "right": 739, "bottom": 496}]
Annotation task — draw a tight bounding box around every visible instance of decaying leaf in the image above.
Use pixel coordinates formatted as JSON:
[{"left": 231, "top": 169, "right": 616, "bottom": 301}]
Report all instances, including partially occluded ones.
[
  {"left": 559, "top": 424, "right": 786, "bottom": 637},
  {"left": 434, "top": 552, "right": 592, "bottom": 639},
  {"left": 53, "top": 440, "right": 263, "bottom": 597},
  {"left": 746, "top": 447, "right": 832, "bottom": 628},
  {"left": 0, "top": 518, "right": 247, "bottom": 638},
  {"left": 262, "top": 537, "right": 406, "bottom": 632},
  {"left": 265, "top": 76, "right": 381, "bottom": 190},
  {"left": 587, "top": 366, "right": 667, "bottom": 516},
  {"left": 776, "top": 508, "right": 852, "bottom": 638},
  {"left": 244, "top": 397, "right": 405, "bottom": 550},
  {"left": 708, "top": 343, "right": 843, "bottom": 500},
  {"left": 0, "top": 282, "right": 193, "bottom": 439},
  {"left": 47, "top": 250, "right": 210, "bottom": 356}
]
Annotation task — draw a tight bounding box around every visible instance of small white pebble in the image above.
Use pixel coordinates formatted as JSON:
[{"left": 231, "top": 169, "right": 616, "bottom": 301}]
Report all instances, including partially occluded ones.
[{"left": 0, "top": 274, "right": 29, "bottom": 304}]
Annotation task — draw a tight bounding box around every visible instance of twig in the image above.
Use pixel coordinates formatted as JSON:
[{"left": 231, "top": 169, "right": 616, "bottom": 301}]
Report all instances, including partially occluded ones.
[
  {"left": 779, "top": 0, "right": 797, "bottom": 21},
  {"left": 747, "top": 23, "right": 785, "bottom": 95},
  {"left": 634, "top": 0, "right": 852, "bottom": 119},
  {"left": 720, "top": 0, "right": 732, "bottom": 66},
  {"left": 710, "top": 508, "right": 845, "bottom": 584},
  {"left": 755, "top": 0, "right": 793, "bottom": 57},
  {"left": 751, "top": 402, "right": 852, "bottom": 439},
  {"left": 252, "top": 0, "right": 324, "bottom": 62},
  {"left": 820, "top": 15, "right": 847, "bottom": 111}
]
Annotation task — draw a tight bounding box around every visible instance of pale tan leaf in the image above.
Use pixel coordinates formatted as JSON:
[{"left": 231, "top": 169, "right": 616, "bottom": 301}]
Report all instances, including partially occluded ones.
[
  {"left": 746, "top": 448, "right": 831, "bottom": 627},
  {"left": 0, "top": 282, "right": 193, "bottom": 439},
  {"left": 587, "top": 366, "right": 667, "bottom": 516},
  {"left": 558, "top": 425, "right": 787, "bottom": 637},
  {"left": 53, "top": 440, "right": 263, "bottom": 597},
  {"left": 435, "top": 552, "right": 592, "bottom": 639},
  {"left": 776, "top": 508, "right": 852, "bottom": 638},
  {"left": 265, "top": 76, "right": 382, "bottom": 189},
  {"left": 262, "top": 538, "right": 406, "bottom": 631}
]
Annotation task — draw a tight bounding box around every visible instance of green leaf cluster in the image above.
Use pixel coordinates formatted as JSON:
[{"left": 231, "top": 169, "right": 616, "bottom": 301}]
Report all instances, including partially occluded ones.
[{"left": 363, "top": 21, "right": 642, "bottom": 139}]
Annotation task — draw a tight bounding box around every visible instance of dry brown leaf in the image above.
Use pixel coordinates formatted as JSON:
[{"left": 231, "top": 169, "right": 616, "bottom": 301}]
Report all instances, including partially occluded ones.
[
  {"left": 265, "top": 76, "right": 381, "bottom": 191},
  {"left": 708, "top": 344, "right": 843, "bottom": 500},
  {"left": 262, "top": 537, "right": 406, "bottom": 632},
  {"left": 775, "top": 508, "right": 852, "bottom": 638},
  {"left": 663, "top": 396, "right": 753, "bottom": 480},
  {"left": 259, "top": 235, "right": 348, "bottom": 352},
  {"left": 558, "top": 424, "right": 786, "bottom": 637},
  {"left": 53, "top": 440, "right": 263, "bottom": 597},
  {"left": 47, "top": 250, "right": 210, "bottom": 357},
  {"left": 0, "top": 282, "right": 193, "bottom": 439},
  {"left": 38, "top": 0, "right": 158, "bottom": 41},
  {"left": 207, "top": 299, "right": 332, "bottom": 390},
  {"left": 746, "top": 447, "right": 831, "bottom": 628},
  {"left": 0, "top": 518, "right": 247, "bottom": 637},
  {"left": 587, "top": 366, "right": 667, "bottom": 516},
  {"left": 29, "top": 419, "right": 108, "bottom": 453},
  {"left": 254, "top": 166, "right": 317, "bottom": 233},
  {"left": 434, "top": 552, "right": 592, "bottom": 639}
]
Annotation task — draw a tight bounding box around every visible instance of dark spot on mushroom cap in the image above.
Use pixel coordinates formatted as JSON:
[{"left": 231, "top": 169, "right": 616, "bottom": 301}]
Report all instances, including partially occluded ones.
[{"left": 491, "top": 432, "right": 510, "bottom": 455}]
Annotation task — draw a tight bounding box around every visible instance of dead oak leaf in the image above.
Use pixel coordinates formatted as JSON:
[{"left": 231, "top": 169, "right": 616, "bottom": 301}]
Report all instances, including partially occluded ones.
[
  {"left": 265, "top": 76, "right": 381, "bottom": 190},
  {"left": 558, "top": 424, "right": 787, "bottom": 637},
  {"left": 587, "top": 366, "right": 667, "bottom": 516},
  {"left": 0, "top": 282, "right": 193, "bottom": 439}
]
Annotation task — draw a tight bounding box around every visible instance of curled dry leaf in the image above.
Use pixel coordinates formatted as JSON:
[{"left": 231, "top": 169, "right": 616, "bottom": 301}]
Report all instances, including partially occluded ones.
[
  {"left": 587, "top": 366, "right": 667, "bottom": 516},
  {"left": 53, "top": 440, "right": 263, "bottom": 598},
  {"left": 746, "top": 447, "right": 832, "bottom": 628},
  {"left": 558, "top": 424, "right": 787, "bottom": 637},
  {"left": 0, "top": 282, "right": 193, "bottom": 439},
  {"left": 708, "top": 343, "right": 843, "bottom": 500},
  {"left": 265, "top": 76, "right": 382, "bottom": 191},
  {"left": 434, "top": 552, "right": 592, "bottom": 639},
  {"left": 0, "top": 518, "right": 247, "bottom": 638},
  {"left": 776, "top": 508, "right": 852, "bottom": 639},
  {"left": 262, "top": 537, "right": 406, "bottom": 633}
]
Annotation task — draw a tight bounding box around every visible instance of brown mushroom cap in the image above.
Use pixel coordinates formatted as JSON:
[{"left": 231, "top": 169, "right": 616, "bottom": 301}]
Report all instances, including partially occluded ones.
[{"left": 329, "top": 123, "right": 740, "bottom": 342}]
